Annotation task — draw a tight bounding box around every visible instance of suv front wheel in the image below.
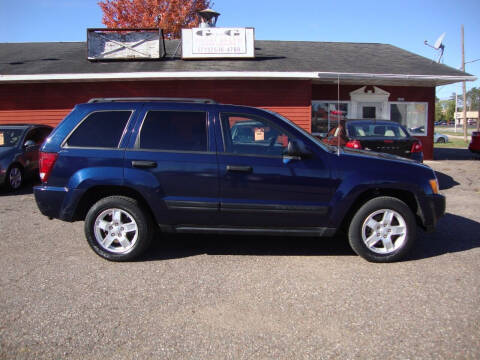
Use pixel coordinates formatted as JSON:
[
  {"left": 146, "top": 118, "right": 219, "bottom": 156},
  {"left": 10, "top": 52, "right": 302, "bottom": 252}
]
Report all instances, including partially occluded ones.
[
  {"left": 348, "top": 196, "right": 416, "bottom": 263},
  {"left": 85, "top": 196, "right": 153, "bottom": 261}
]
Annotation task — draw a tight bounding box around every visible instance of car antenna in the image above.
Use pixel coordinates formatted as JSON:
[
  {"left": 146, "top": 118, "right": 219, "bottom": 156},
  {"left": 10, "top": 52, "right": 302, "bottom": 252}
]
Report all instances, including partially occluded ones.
[{"left": 337, "top": 74, "right": 341, "bottom": 156}]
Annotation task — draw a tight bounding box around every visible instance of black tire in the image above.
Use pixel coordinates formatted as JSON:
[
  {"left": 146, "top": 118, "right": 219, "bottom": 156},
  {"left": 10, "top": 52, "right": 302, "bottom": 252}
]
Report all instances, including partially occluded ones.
[
  {"left": 437, "top": 137, "right": 446, "bottom": 143},
  {"left": 348, "top": 196, "right": 416, "bottom": 263},
  {"left": 5, "top": 165, "right": 23, "bottom": 191},
  {"left": 84, "top": 196, "right": 153, "bottom": 261}
]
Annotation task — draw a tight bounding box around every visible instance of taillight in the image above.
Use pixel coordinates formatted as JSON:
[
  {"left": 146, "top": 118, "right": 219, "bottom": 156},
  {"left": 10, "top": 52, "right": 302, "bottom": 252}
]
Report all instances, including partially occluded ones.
[
  {"left": 411, "top": 140, "right": 423, "bottom": 153},
  {"left": 345, "top": 140, "right": 362, "bottom": 149},
  {"left": 39, "top": 152, "right": 58, "bottom": 183}
]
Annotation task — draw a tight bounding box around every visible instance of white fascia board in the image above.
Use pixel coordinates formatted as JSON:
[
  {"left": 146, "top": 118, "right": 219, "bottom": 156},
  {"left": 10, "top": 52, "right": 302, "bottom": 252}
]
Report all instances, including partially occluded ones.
[
  {"left": 316, "top": 71, "right": 477, "bottom": 82},
  {"left": 0, "top": 71, "right": 476, "bottom": 83},
  {"left": 0, "top": 72, "right": 318, "bottom": 82}
]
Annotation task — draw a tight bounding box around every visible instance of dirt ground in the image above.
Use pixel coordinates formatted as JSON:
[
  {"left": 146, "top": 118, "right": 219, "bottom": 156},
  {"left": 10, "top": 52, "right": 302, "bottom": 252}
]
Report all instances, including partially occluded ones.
[{"left": 0, "top": 148, "right": 479, "bottom": 360}]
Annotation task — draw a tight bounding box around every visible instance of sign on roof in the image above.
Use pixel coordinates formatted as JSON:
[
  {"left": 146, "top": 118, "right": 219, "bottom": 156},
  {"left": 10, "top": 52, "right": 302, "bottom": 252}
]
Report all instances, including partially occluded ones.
[
  {"left": 182, "top": 27, "right": 255, "bottom": 59},
  {"left": 87, "top": 28, "right": 166, "bottom": 61}
]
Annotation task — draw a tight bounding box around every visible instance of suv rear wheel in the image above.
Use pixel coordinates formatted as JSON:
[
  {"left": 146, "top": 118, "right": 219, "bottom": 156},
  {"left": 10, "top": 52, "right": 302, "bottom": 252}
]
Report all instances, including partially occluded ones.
[
  {"left": 348, "top": 196, "right": 416, "bottom": 263},
  {"left": 85, "top": 196, "right": 153, "bottom": 261}
]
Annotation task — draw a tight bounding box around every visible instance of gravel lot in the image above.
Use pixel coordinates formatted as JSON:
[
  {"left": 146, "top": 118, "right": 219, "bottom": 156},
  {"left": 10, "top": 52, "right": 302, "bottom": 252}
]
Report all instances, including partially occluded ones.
[{"left": 1, "top": 149, "right": 479, "bottom": 359}]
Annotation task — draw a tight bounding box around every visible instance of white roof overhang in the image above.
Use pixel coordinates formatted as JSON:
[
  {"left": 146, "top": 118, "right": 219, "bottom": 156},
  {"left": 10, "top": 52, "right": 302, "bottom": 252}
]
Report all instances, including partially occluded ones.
[{"left": 0, "top": 71, "right": 475, "bottom": 87}]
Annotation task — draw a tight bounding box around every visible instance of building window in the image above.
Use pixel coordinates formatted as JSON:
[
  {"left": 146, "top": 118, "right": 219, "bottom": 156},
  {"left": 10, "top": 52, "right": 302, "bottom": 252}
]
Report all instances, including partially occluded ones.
[
  {"left": 311, "top": 101, "right": 349, "bottom": 136},
  {"left": 362, "top": 106, "right": 376, "bottom": 119},
  {"left": 390, "top": 102, "right": 428, "bottom": 135}
]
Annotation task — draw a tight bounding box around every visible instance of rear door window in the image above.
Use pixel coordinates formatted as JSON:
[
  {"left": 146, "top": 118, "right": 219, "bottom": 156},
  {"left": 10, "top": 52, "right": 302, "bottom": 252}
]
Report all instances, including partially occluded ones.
[
  {"left": 66, "top": 111, "right": 131, "bottom": 148},
  {"left": 137, "top": 111, "right": 207, "bottom": 152}
]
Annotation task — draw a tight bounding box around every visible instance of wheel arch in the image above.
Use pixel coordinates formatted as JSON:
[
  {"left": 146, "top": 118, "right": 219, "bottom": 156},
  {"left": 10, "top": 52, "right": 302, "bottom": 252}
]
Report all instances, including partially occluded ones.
[
  {"left": 73, "top": 185, "right": 156, "bottom": 224},
  {"left": 340, "top": 188, "right": 420, "bottom": 232},
  {"left": 8, "top": 161, "right": 24, "bottom": 172}
]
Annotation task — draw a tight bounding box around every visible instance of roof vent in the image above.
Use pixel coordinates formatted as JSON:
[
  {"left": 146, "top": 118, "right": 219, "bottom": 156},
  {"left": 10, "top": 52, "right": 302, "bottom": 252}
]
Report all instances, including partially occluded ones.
[{"left": 197, "top": 8, "right": 220, "bottom": 28}]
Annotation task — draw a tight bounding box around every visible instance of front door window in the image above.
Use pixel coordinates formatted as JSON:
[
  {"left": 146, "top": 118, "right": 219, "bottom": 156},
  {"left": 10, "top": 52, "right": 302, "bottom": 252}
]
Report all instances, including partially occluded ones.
[{"left": 220, "top": 113, "right": 291, "bottom": 156}]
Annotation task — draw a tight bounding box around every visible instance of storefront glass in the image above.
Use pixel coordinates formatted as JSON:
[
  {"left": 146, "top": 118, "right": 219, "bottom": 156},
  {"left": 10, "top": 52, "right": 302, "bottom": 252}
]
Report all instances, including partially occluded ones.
[
  {"left": 311, "top": 101, "right": 349, "bottom": 136},
  {"left": 390, "top": 102, "right": 428, "bottom": 135}
]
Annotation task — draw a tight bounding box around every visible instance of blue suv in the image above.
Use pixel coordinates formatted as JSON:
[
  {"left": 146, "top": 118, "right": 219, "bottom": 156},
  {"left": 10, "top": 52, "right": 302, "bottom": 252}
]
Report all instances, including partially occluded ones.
[{"left": 34, "top": 98, "right": 445, "bottom": 262}]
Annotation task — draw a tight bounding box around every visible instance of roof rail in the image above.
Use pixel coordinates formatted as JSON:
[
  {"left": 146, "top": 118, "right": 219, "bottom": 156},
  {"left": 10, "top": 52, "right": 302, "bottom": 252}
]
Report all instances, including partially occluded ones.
[{"left": 87, "top": 97, "right": 217, "bottom": 104}]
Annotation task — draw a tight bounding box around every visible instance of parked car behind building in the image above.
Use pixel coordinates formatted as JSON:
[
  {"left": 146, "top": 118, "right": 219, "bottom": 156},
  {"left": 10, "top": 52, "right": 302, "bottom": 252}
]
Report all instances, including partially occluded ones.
[{"left": 434, "top": 133, "right": 449, "bottom": 143}]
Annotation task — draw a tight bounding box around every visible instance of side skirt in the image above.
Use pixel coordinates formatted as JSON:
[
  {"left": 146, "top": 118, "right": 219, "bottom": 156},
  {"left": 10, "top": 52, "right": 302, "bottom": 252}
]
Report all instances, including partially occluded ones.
[{"left": 159, "top": 225, "right": 337, "bottom": 237}]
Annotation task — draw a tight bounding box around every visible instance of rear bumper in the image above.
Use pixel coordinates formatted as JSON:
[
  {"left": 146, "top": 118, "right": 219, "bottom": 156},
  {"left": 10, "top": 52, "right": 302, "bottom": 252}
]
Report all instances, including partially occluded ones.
[
  {"left": 418, "top": 194, "right": 446, "bottom": 232},
  {"left": 34, "top": 185, "right": 84, "bottom": 221},
  {"left": 410, "top": 152, "right": 424, "bottom": 163}
]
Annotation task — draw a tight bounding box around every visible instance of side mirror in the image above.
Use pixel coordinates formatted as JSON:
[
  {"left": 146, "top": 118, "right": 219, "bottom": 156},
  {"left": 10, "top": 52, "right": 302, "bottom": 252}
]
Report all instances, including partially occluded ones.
[
  {"left": 285, "top": 140, "right": 312, "bottom": 159},
  {"left": 23, "top": 140, "right": 36, "bottom": 148}
]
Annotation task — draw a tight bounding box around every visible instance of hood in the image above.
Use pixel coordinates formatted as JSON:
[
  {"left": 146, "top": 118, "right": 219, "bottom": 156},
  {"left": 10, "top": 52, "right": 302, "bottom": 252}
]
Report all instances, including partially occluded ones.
[{"left": 340, "top": 147, "right": 429, "bottom": 168}]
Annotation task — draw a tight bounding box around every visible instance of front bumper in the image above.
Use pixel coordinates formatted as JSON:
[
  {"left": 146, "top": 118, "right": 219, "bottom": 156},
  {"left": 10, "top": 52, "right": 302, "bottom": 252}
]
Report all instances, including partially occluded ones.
[{"left": 418, "top": 193, "right": 446, "bottom": 232}]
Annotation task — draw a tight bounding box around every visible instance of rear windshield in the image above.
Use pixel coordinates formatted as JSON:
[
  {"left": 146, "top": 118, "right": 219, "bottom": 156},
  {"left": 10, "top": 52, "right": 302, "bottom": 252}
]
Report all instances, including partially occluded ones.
[
  {"left": 0, "top": 128, "right": 24, "bottom": 147},
  {"left": 347, "top": 123, "right": 408, "bottom": 138}
]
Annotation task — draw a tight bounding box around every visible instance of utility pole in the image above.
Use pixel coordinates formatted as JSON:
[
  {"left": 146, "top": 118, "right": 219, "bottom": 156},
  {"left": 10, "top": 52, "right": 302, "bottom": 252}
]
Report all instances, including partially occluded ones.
[
  {"left": 478, "top": 93, "right": 480, "bottom": 131},
  {"left": 461, "top": 24, "right": 468, "bottom": 142},
  {"left": 455, "top": 92, "right": 458, "bottom": 132}
]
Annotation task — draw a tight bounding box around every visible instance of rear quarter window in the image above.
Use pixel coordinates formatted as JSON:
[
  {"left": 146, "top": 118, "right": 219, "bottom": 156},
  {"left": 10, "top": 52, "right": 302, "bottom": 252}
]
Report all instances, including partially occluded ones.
[{"left": 65, "top": 111, "right": 131, "bottom": 148}]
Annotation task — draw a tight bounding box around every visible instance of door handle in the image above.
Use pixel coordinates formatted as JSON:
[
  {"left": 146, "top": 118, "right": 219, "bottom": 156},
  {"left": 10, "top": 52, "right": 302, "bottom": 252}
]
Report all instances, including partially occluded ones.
[
  {"left": 226, "top": 165, "right": 252, "bottom": 173},
  {"left": 132, "top": 160, "right": 157, "bottom": 169}
]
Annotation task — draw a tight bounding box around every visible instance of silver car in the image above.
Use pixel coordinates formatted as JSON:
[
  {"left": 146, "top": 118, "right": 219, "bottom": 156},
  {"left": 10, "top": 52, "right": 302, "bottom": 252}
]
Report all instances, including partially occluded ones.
[{"left": 434, "top": 133, "right": 448, "bottom": 143}]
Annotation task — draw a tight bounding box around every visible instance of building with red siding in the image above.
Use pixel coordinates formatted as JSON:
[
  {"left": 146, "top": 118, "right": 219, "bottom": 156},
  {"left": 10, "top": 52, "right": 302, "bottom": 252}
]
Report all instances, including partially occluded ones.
[{"left": 0, "top": 40, "right": 475, "bottom": 159}]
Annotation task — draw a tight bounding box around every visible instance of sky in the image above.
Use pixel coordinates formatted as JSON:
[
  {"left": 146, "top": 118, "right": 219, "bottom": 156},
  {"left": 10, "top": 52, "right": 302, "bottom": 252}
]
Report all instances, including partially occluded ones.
[{"left": 1, "top": 0, "right": 479, "bottom": 100}]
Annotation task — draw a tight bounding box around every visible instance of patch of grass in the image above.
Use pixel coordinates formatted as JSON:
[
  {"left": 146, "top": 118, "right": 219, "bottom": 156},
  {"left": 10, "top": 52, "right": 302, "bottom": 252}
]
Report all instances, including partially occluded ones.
[
  {"left": 435, "top": 128, "right": 476, "bottom": 137},
  {"left": 434, "top": 137, "right": 470, "bottom": 148}
]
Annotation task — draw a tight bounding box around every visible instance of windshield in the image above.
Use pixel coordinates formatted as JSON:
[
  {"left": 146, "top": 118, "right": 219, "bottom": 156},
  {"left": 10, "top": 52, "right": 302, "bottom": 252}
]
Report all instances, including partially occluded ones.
[
  {"left": 263, "top": 109, "right": 335, "bottom": 152},
  {"left": 0, "top": 128, "right": 24, "bottom": 147},
  {"left": 347, "top": 123, "right": 408, "bottom": 138}
]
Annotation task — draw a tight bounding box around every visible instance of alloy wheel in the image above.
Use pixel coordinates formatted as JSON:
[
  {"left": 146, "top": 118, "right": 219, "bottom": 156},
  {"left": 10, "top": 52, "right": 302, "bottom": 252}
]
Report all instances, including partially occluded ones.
[
  {"left": 93, "top": 208, "right": 138, "bottom": 254},
  {"left": 361, "top": 209, "right": 407, "bottom": 254},
  {"left": 9, "top": 167, "right": 22, "bottom": 190}
]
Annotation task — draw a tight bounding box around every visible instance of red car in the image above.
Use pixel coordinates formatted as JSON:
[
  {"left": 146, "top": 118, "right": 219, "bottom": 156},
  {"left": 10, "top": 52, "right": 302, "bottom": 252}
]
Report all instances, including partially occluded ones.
[{"left": 469, "top": 131, "right": 480, "bottom": 154}]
